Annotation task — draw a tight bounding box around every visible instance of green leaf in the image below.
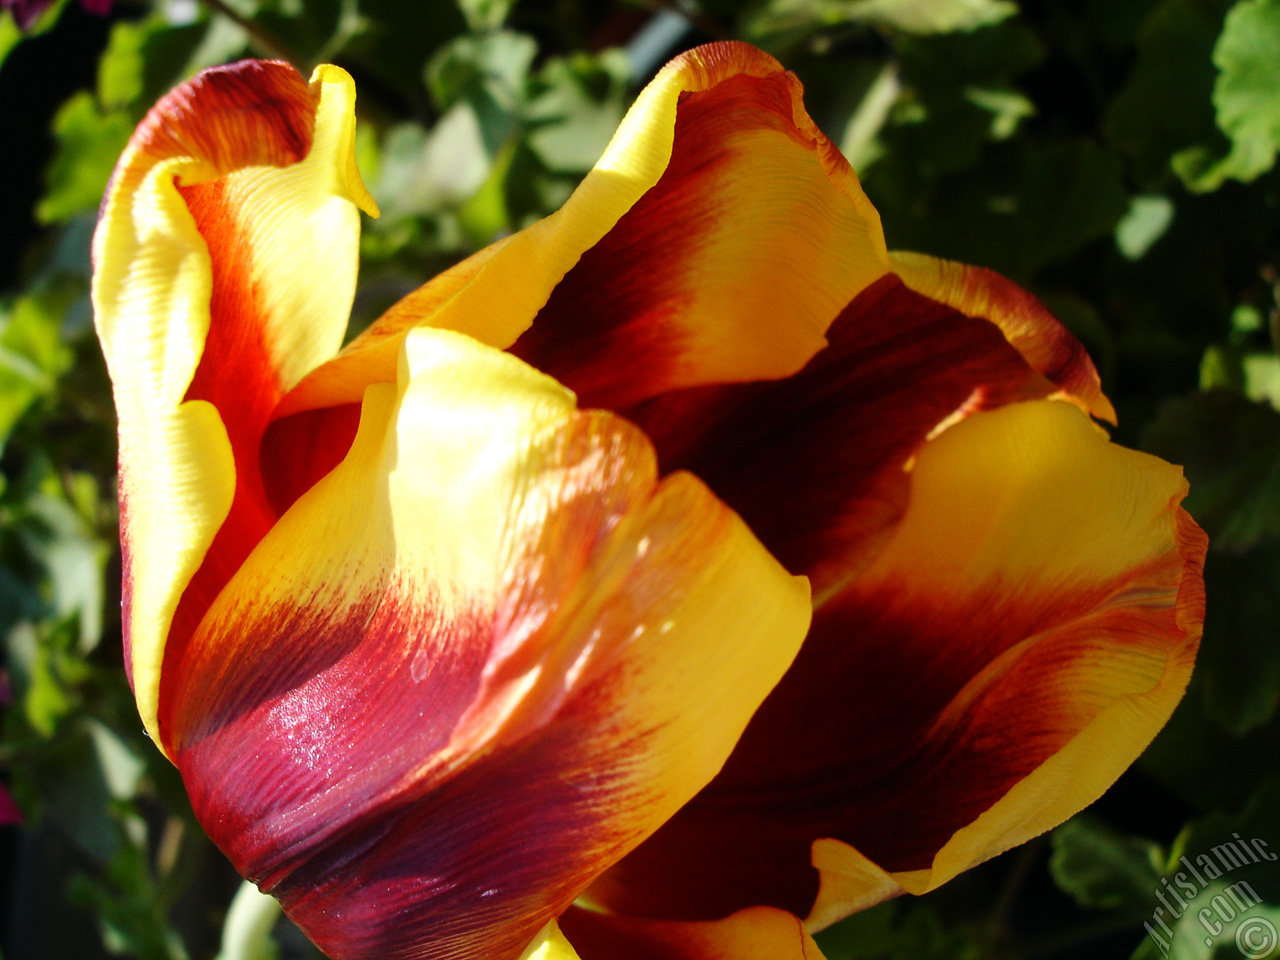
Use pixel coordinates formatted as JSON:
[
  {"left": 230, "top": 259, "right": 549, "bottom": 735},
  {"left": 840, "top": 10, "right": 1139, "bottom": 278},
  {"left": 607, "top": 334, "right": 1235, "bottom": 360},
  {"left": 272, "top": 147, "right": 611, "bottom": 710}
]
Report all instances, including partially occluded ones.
[
  {"left": 427, "top": 30, "right": 536, "bottom": 116},
  {"left": 458, "top": 136, "right": 517, "bottom": 242},
  {"left": 749, "top": 0, "right": 1016, "bottom": 37},
  {"left": 813, "top": 901, "right": 898, "bottom": 959},
  {"left": 875, "top": 21, "right": 1045, "bottom": 179},
  {"left": 1143, "top": 390, "right": 1280, "bottom": 550},
  {"left": 344, "top": 0, "right": 466, "bottom": 93},
  {"left": 67, "top": 808, "right": 193, "bottom": 960},
  {"left": 12, "top": 622, "right": 75, "bottom": 738},
  {"left": 1116, "top": 194, "right": 1175, "bottom": 260},
  {"left": 1197, "top": 546, "right": 1280, "bottom": 734},
  {"left": 98, "top": 20, "right": 150, "bottom": 111},
  {"left": 425, "top": 29, "right": 536, "bottom": 190},
  {"left": 1142, "top": 692, "right": 1280, "bottom": 811},
  {"left": 455, "top": 0, "right": 517, "bottom": 31},
  {"left": 1242, "top": 353, "right": 1280, "bottom": 408},
  {"left": 526, "top": 50, "right": 630, "bottom": 174},
  {"left": 844, "top": 0, "right": 1018, "bottom": 33},
  {"left": 889, "top": 904, "right": 983, "bottom": 960},
  {"left": 1050, "top": 815, "right": 1163, "bottom": 913},
  {"left": 1104, "top": 0, "right": 1226, "bottom": 186},
  {"left": 372, "top": 111, "right": 490, "bottom": 219},
  {"left": 0, "top": 288, "right": 76, "bottom": 452},
  {"left": 839, "top": 61, "right": 902, "bottom": 171},
  {"left": 872, "top": 137, "right": 1128, "bottom": 278},
  {"left": 1232, "top": 304, "right": 1265, "bottom": 339},
  {"left": 37, "top": 92, "right": 134, "bottom": 226},
  {"left": 963, "top": 86, "right": 1034, "bottom": 140},
  {"left": 21, "top": 488, "right": 108, "bottom": 652},
  {"left": 86, "top": 718, "right": 144, "bottom": 800},
  {"left": 0, "top": 0, "right": 71, "bottom": 69},
  {"left": 0, "top": 12, "right": 20, "bottom": 70},
  {"left": 1144, "top": 782, "right": 1280, "bottom": 959},
  {"left": 1182, "top": 0, "right": 1280, "bottom": 191}
]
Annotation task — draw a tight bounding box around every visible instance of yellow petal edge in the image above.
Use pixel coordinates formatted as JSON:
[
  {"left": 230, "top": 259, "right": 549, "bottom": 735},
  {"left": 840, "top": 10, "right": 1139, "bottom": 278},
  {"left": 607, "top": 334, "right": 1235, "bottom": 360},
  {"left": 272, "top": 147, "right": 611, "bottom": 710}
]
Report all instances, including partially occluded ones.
[
  {"left": 806, "top": 400, "right": 1204, "bottom": 931},
  {"left": 92, "top": 64, "right": 373, "bottom": 751}
]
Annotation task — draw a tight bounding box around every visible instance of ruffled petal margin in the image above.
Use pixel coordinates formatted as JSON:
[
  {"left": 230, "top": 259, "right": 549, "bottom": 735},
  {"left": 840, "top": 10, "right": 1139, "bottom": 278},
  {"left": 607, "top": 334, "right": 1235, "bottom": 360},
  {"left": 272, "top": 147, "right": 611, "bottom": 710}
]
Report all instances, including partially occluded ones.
[
  {"left": 274, "top": 39, "right": 888, "bottom": 426},
  {"left": 93, "top": 41, "right": 1204, "bottom": 960},
  {"left": 590, "top": 400, "right": 1205, "bottom": 927},
  {"left": 890, "top": 251, "right": 1115, "bottom": 423},
  {"left": 169, "top": 330, "right": 811, "bottom": 960},
  {"left": 622, "top": 274, "right": 1058, "bottom": 595},
  {"left": 92, "top": 60, "right": 375, "bottom": 750}
]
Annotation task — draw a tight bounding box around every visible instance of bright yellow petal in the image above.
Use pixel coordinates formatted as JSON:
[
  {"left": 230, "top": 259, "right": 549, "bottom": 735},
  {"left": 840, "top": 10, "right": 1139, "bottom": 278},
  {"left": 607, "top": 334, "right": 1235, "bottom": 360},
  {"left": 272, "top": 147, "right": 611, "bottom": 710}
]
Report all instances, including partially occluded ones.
[
  {"left": 594, "top": 400, "right": 1203, "bottom": 927},
  {"left": 92, "top": 60, "right": 373, "bottom": 751},
  {"left": 280, "top": 40, "right": 889, "bottom": 417},
  {"left": 168, "top": 330, "right": 811, "bottom": 960},
  {"left": 798, "top": 399, "right": 1205, "bottom": 925},
  {"left": 519, "top": 921, "right": 583, "bottom": 960},
  {"left": 561, "top": 905, "right": 829, "bottom": 960}
]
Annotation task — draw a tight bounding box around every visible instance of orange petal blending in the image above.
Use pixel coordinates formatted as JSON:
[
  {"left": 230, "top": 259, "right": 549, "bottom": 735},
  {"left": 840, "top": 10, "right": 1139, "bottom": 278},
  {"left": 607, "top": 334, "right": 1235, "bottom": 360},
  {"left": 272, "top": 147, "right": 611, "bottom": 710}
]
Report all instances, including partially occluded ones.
[
  {"left": 91, "top": 36, "right": 1206, "bottom": 960},
  {"left": 106, "top": 60, "right": 319, "bottom": 702}
]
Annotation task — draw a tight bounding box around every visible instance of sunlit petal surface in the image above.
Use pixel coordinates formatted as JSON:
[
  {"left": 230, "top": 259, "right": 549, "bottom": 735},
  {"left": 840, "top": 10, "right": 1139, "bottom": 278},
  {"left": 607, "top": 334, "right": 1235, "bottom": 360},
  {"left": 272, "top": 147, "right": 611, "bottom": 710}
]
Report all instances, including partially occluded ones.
[
  {"left": 92, "top": 60, "right": 373, "bottom": 748},
  {"left": 170, "top": 331, "right": 810, "bottom": 960},
  {"left": 91, "top": 36, "right": 1205, "bottom": 960},
  {"left": 590, "top": 400, "right": 1204, "bottom": 925}
]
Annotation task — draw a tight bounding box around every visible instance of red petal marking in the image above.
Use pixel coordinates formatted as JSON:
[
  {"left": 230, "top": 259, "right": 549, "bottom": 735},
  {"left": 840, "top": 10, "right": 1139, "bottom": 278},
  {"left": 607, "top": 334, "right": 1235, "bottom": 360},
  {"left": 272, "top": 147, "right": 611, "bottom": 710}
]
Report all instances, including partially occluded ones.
[
  {"left": 271, "top": 242, "right": 510, "bottom": 421},
  {"left": 890, "top": 253, "right": 1115, "bottom": 423},
  {"left": 118, "top": 60, "right": 315, "bottom": 188},
  {"left": 624, "top": 274, "right": 1054, "bottom": 593},
  {"left": 260, "top": 688, "right": 661, "bottom": 960},
  {"left": 116, "top": 62, "right": 320, "bottom": 750},
  {"left": 260, "top": 404, "right": 363, "bottom": 517},
  {"left": 509, "top": 70, "right": 844, "bottom": 410},
  {"left": 169, "top": 383, "right": 807, "bottom": 960},
  {"left": 559, "top": 904, "right": 826, "bottom": 960},
  {"left": 959, "top": 265, "right": 1105, "bottom": 411},
  {"left": 593, "top": 506, "right": 1205, "bottom": 922}
]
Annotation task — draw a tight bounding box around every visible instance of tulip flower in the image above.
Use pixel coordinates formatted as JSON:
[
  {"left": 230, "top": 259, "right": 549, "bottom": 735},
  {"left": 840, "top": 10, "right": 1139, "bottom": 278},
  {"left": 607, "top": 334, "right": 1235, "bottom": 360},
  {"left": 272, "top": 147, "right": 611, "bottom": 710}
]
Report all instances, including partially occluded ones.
[{"left": 92, "top": 42, "right": 1205, "bottom": 960}]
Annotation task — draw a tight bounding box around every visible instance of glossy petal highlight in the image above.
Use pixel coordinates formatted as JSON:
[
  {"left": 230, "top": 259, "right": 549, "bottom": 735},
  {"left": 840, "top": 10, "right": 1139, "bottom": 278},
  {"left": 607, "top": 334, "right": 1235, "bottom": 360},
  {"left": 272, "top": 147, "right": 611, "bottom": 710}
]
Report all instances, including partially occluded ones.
[
  {"left": 92, "top": 41, "right": 1208, "bottom": 960},
  {"left": 170, "top": 330, "right": 811, "bottom": 960}
]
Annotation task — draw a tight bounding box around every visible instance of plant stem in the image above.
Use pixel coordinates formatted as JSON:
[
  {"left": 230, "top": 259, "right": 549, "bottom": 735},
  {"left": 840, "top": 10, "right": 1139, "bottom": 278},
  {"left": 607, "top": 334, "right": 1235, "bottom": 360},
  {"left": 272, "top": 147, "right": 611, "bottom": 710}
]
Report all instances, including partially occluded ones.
[{"left": 200, "top": 0, "right": 301, "bottom": 66}]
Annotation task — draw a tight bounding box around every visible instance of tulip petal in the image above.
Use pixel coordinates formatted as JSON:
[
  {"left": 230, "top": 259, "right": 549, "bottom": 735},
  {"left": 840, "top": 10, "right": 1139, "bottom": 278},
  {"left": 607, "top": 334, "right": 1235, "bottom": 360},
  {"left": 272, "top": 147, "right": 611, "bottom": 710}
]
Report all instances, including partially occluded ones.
[
  {"left": 508, "top": 46, "right": 887, "bottom": 409},
  {"left": 519, "top": 921, "right": 583, "bottom": 960},
  {"left": 890, "top": 251, "right": 1115, "bottom": 423},
  {"left": 560, "top": 905, "right": 828, "bottom": 960},
  {"left": 625, "top": 274, "right": 1057, "bottom": 593},
  {"left": 279, "top": 41, "right": 888, "bottom": 421},
  {"left": 592, "top": 399, "right": 1204, "bottom": 924},
  {"left": 92, "top": 60, "right": 374, "bottom": 749},
  {"left": 169, "top": 330, "right": 811, "bottom": 960}
]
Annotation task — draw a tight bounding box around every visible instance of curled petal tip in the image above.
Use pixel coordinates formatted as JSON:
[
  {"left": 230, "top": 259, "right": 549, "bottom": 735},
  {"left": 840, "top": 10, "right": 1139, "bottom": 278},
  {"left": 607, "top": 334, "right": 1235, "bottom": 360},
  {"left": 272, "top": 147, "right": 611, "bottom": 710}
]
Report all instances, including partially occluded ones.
[{"left": 92, "top": 39, "right": 1205, "bottom": 960}]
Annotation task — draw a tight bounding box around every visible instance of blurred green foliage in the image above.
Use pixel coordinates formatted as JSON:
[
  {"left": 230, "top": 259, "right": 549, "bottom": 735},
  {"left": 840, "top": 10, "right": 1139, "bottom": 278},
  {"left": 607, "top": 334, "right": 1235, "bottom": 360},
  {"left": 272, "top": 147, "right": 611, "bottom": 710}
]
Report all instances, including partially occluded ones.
[{"left": 1, "top": 0, "right": 1278, "bottom": 958}]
